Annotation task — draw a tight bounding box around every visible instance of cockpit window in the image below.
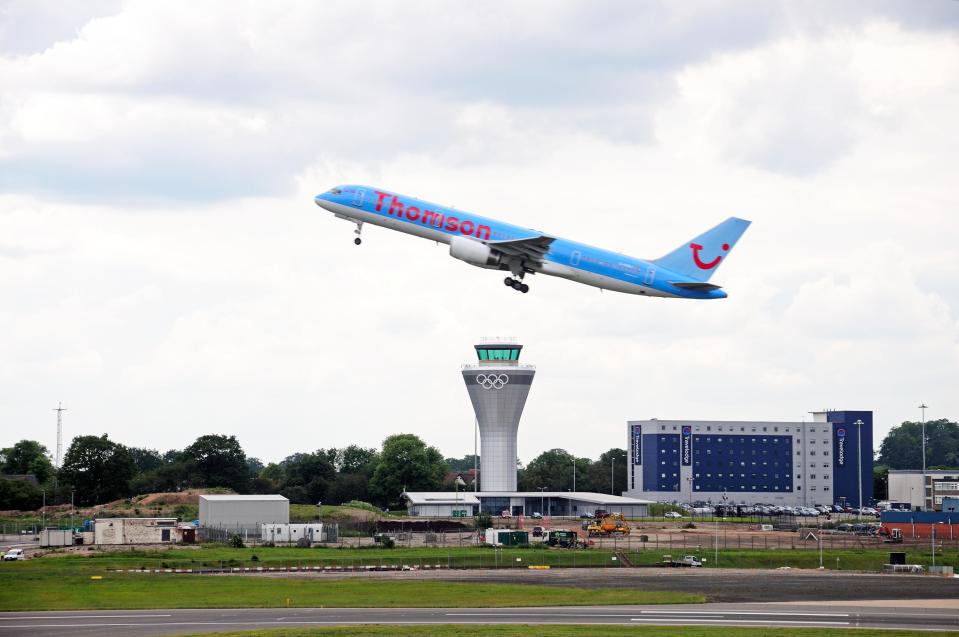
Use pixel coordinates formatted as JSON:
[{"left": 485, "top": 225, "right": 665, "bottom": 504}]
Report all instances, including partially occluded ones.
[{"left": 329, "top": 188, "right": 342, "bottom": 195}]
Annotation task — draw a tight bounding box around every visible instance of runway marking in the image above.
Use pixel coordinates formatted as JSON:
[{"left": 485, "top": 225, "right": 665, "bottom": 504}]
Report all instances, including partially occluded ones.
[
  {"left": 631, "top": 618, "right": 851, "bottom": 625},
  {"left": 0, "top": 614, "right": 172, "bottom": 620},
  {"left": 640, "top": 610, "right": 850, "bottom": 617}
]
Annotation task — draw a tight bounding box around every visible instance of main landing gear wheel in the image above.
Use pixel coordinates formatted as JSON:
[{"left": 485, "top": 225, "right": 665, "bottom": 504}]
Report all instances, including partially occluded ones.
[
  {"left": 519, "top": 283, "right": 529, "bottom": 293},
  {"left": 504, "top": 277, "right": 515, "bottom": 286}
]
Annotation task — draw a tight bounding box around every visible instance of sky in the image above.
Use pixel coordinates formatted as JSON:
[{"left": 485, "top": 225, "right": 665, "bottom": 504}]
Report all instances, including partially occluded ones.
[{"left": 1, "top": 1, "right": 957, "bottom": 466}]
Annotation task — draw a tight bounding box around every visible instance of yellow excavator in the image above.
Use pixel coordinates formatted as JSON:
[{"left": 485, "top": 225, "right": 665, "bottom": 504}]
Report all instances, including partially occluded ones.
[{"left": 587, "top": 513, "right": 631, "bottom": 537}]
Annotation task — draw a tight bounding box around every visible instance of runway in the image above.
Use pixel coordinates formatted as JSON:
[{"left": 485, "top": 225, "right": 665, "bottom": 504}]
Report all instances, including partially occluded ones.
[{"left": 2, "top": 602, "right": 958, "bottom": 636}]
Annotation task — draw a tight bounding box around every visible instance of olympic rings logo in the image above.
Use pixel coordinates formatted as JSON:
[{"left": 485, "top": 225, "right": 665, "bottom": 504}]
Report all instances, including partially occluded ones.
[{"left": 476, "top": 373, "right": 509, "bottom": 390}]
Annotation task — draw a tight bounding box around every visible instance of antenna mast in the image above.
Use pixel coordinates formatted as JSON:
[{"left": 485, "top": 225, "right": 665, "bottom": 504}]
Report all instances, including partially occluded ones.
[{"left": 53, "top": 402, "right": 66, "bottom": 492}]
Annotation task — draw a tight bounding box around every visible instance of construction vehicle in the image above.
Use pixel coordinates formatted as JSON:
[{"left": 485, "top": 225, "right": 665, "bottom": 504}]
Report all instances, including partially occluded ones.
[
  {"left": 884, "top": 528, "right": 904, "bottom": 543},
  {"left": 587, "top": 512, "right": 631, "bottom": 537}
]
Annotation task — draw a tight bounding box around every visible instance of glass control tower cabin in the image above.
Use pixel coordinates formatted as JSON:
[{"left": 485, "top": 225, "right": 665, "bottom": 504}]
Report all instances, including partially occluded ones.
[{"left": 462, "top": 339, "right": 535, "bottom": 492}]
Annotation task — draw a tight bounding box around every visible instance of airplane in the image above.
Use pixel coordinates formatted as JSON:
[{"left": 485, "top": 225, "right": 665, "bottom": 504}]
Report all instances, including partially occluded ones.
[{"left": 314, "top": 185, "right": 750, "bottom": 299}]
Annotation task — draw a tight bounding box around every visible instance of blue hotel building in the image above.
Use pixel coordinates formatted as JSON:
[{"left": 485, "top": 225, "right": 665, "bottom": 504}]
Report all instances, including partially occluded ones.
[{"left": 625, "top": 410, "right": 873, "bottom": 507}]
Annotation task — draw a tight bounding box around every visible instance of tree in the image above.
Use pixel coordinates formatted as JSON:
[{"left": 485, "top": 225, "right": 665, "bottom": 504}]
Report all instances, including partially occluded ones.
[
  {"left": 369, "top": 434, "right": 447, "bottom": 508},
  {"left": 445, "top": 454, "right": 479, "bottom": 474},
  {"left": 0, "top": 477, "right": 43, "bottom": 510},
  {"left": 873, "top": 465, "right": 889, "bottom": 501},
  {"left": 128, "top": 447, "right": 164, "bottom": 474},
  {"left": 337, "top": 445, "right": 378, "bottom": 474},
  {"left": 877, "top": 419, "right": 959, "bottom": 469},
  {"left": 277, "top": 452, "right": 336, "bottom": 504},
  {"left": 519, "top": 448, "right": 580, "bottom": 491},
  {"left": 58, "top": 435, "right": 136, "bottom": 506},
  {"left": 180, "top": 434, "right": 250, "bottom": 492},
  {"left": 0, "top": 440, "right": 55, "bottom": 485},
  {"left": 583, "top": 448, "right": 627, "bottom": 494}
]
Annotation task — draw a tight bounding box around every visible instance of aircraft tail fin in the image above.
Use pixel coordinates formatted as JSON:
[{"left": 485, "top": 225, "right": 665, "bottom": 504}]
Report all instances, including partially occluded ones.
[{"left": 653, "top": 217, "right": 751, "bottom": 282}]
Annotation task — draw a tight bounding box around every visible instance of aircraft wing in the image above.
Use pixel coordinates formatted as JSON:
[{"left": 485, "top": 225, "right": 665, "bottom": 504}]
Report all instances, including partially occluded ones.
[{"left": 486, "top": 235, "right": 555, "bottom": 263}]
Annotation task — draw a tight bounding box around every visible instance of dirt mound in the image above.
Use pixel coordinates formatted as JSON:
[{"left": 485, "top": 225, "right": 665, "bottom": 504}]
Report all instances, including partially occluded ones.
[{"left": 136, "top": 489, "right": 231, "bottom": 506}]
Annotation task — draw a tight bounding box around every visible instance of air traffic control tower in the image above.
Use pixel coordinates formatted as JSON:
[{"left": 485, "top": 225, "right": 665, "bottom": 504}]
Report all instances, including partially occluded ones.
[{"left": 462, "top": 339, "right": 535, "bottom": 492}]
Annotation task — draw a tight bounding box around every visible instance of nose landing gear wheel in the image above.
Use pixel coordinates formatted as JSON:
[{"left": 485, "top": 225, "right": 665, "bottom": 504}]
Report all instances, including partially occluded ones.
[{"left": 354, "top": 237, "right": 362, "bottom": 245}]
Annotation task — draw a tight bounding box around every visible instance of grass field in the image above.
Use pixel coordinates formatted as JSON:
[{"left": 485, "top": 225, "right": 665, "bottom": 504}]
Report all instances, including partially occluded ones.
[
  {"left": 1, "top": 543, "right": 956, "bottom": 611},
  {"left": 0, "top": 574, "right": 700, "bottom": 611},
  {"left": 4, "top": 543, "right": 957, "bottom": 574},
  {"left": 176, "top": 627, "right": 959, "bottom": 637}
]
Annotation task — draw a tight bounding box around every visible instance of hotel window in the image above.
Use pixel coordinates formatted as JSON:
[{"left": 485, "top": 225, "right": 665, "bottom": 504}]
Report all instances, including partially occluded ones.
[
  {"left": 823, "top": 463, "right": 830, "bottom": 468},
  {"left": 810, "top": 427, "right": 816, "bottom": 432},
  {"left": 810, "top": 474, "right": 816, "bottom": 479},
  {"left": 824, "top": 486, "right": 830, "bottom": 491},
  {"left": 823, "top": 451, "right": 829, "bottom": 456},
  {"left": 810, "top": 451, "right": 816, "bottom": 456},
  {"left": 811, "top": 486, "right": 817, "bottom": 491},
  {"left": 823, "top": 474, "right": 830, "bottom": 480}
]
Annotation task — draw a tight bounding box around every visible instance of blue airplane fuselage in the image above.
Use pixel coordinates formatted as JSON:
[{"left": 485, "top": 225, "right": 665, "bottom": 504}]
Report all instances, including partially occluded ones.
[{"left": 314, "top": 185, "right": 749, "bottom": 299}]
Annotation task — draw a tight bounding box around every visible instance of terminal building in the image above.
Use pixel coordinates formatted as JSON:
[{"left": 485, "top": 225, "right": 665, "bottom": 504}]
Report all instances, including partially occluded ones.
[
  {"left": 403, "top": 339, "right": 652, "bottom": 518},
  {"left": 624, "top": 410, "right": 873, "bottom": 507}
]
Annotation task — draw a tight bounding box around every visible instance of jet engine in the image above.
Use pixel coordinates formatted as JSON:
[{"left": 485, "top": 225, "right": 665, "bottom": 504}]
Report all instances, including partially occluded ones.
[{"left": 449, "top": 236, "right": 501, "bottom": 268}]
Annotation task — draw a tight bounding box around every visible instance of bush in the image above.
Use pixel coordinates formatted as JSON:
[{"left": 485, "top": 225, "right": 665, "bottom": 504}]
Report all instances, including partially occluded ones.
[
  {"left": 682, "top": 522, "right": 697, "bottom": 529},
  {"left": 380, "top": 536, "right": 395, "bottom": 549},
  {"left": 228, "top": 534, "right": 245, "bottom": 548},
  {"left": 474, "top": 511, "right": 493, "bottom": 531}
]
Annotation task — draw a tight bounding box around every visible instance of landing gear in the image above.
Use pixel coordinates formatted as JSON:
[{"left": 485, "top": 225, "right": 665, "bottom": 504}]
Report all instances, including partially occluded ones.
[
  {"left": 353, "top": 221, "right": 363, "bottom": 245},
  {"left": 354, "top": 237, "right": 362, "bottom": 245},
  {"left": 504, "top": 277, "right": 530, "bottom": 293}
]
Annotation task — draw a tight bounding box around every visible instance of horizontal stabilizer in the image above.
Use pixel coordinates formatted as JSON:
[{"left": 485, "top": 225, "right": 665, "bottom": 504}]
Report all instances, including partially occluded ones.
[{"left": 671, "top": 281, "right": 722, "bottom": 292}]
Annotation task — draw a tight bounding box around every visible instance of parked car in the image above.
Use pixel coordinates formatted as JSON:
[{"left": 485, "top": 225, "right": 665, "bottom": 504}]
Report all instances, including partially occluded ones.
[
  {"left": 529, "top": 512, "right": 543, "bottom": 519},
  {"left": 664, "top": 511, "right": 683, "bottom": 518},
  {"left": 3, "top": 549, "right": 25, "bottom": 561},
  {"left": 500, "top": 510, "right": 512, "bottom": 518},
  {"left": 579, "top": 512, "right": 594, "bottom": 519}
]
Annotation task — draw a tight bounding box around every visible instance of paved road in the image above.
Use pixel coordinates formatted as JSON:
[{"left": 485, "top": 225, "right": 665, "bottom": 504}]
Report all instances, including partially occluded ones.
[
  {"left": 255, "top": 567, "right": 959, "bottom": 603},
  {"left": 1, "top": 603, "right": 958, "bottom": 636}
]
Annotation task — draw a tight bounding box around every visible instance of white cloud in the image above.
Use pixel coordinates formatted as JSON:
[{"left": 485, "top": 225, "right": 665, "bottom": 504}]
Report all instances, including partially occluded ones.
[{"left": 0, "top": 2, "right": 957, "bottom": 464}]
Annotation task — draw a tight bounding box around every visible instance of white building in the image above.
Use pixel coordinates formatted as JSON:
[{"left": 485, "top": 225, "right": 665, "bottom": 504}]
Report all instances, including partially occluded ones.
[
  {"left": 402, "top": 491, "right": 650, "bottom": 518},
  {"left": 199, "top": 494, "right": 289, "bottom": 533},
  {"left": 94, "top": 518, "right": 178, "bottom": 544},
  {"left": 888, "top": 470, "right": 959, "bottom": 511}
]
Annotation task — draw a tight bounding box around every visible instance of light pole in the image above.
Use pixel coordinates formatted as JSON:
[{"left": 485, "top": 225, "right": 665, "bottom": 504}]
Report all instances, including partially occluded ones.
[
  {"left": 454, "top": 475, "right": 466, "bottom": 517},
  {"left": 611, "top": 457, "right": 615, "bottom": 495},
  {"left": 41, "top": 489, "right": 46, "bottom": 533},
  {"left": 818, "top": 514, "right": 824, "bottom": 569},
  {"left": 715, "top": 490, "right": 727, "bottom": 567},
  {"left": 537, "top": 486, "right": 546, "bottom": 518},
  {"left": 572, "top": 458, "right": 576, "bottom": 493},
  {"left": 855, "top": 419, "right": 864, "bottom": 521},
  {"left": 919, "top": 404, "right": 928, "bottom": 510},
  {"left": 316, "top": 501, "right": 322, "bottom": 522},
  {"left": 70, "top": 490, "right": 75, "bottom": 532}
]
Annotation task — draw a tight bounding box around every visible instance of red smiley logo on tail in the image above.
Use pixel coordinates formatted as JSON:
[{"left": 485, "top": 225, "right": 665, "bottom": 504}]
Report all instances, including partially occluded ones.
[{"left": 690, "top": 242, "right": 729, "bottom": 270}]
